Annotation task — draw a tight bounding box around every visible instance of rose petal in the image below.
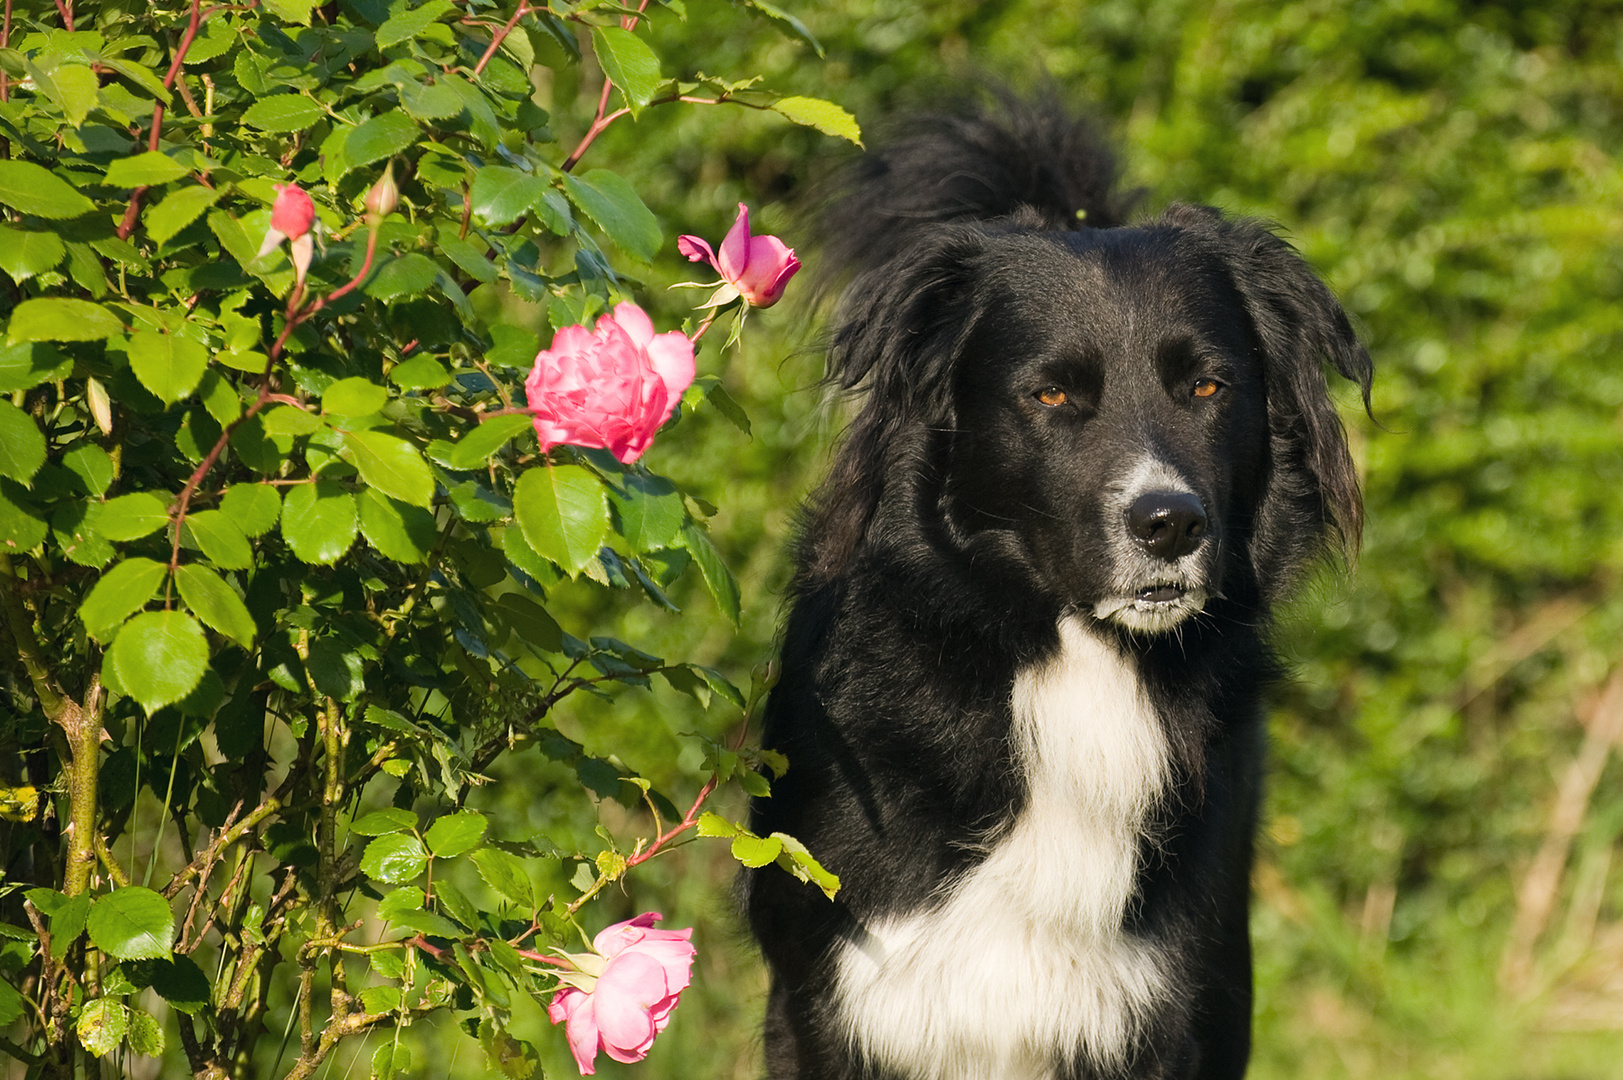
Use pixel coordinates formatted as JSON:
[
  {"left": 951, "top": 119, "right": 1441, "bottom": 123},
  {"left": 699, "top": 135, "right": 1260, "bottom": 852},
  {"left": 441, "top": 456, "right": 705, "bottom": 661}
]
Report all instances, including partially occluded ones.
[
  {"left": 716, "top": 203, "right": 753, "bottom": 282},
  {"left": 676, "top": 235, "right": 717, "bottom": 267}
]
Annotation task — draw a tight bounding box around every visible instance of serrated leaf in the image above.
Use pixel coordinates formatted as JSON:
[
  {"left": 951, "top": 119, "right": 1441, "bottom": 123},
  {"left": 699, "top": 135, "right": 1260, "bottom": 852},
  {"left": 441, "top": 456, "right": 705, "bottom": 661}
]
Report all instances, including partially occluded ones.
[
  {"left": 696, "top": 811, "right": 739, "bottom": 838},
  {"left": 470, "top": 166, "right": 545, "bottom": 228},
  {"left": 0, "top": 480, "right": 47, "bottom": 552},
  {"left": 772, "top": 95, "right": 863, "bottom": 145},
  {"left": 436, "top": 235, "right": 498, "bottom": 284},
  {"left": 49, "top": 63, "right": 100, "bottom": 128},
  {"left": 341, "top": 429, "right": 434, "bottom": 507},
  {"left": 184, "top": 510, "right": 254, "bottom": 570},
  {"left": 0, "top": 160, "right": 95, "bottom": 218},
  {"left": 513, "top": 465, "right": 608, "bottom": 577},
  {"left": 358, "top": 488, "right": 437, "bottom": 563},
  {"left": 80, "top": 558, "right": 168, "bottom": 641},
  {"left": 492, "top": 592, "right": 562, "bottom": 653},
  {"left": 0, "top": 226, "right": 66, "bottom": 282},
  {"left": 561, "top": 170, "right": 662, "bottom": 262},
  {"left": 77, "top": 997, "right": 128, "bottom": 1057},
  {"left": 6, "top": 298, "right": 123, "bottom": 343},
  {"left": 447, "top": 414, "right": 533, "bottom": 470},
  {"left": 281, "top": 481, "right": 358, "bottom": 564},
  {"left": 351, "top": 808, "right": 418, "bottom": 836},
  {"left": 389, "top": 355, "right": 453, "bottom": 390},
  {"left": 469, "top": 847, "right": 533, "bottom": 909},
  {"left": 127, "top": 1010, "right": 164, "bottom": 1056},
  {"left": 0, "top": 401, "right": 45, "bottom": 484},
  {"left": 109, "top": 611, "right": 208, "bottom": 712},
  {"left": 361, "top": 833, "right": 428, "bottom": 883},
  {"left": 731, "top": 832, "right": 784, "bottom": 868},
  {"left": 377, "top": 0, "right": 454, "bottom": 48},
  {"left": 0, "top": 341, "right": 72, "bottom": 391},
  {"left": 592, "top": 26, "right": 661, "bottom": 117},
  {"left": 175, "top": 564, "right": 256, "bottom": 649},
  {"left": 98, "top": 492, "right": 170, "bottom": 542},
  {"left": 103, "top": 152, "right": 190, "bottom": 188},
  {"left": 679, "top": 518, "right": 740, "bottom": 624},
  {"left": 240, "top": 94, "right": 323, "bottom": 133},
  {"left": 610, "top": 473, "right": 685, "bottom": 552},
  {"left": 346, "top": 112, "right": 418, "bottom": 172},
  {"left": 773, "top": 833, "right": 841, "bottom": 899},
  {"left": 365, "top": 253, "right": 439, "bottom": 302},
  {"left": 219, "top": 485, "right": 282, "bottom": 537},
  {"left": 146, "top": 185, "right": 224, "bottom": 246},
  {"left": 145, "top": 955, "right": 210, "bottom": 1015},
  {"left": 128, "top": 330, "right": 209, "bottom": 403},
  {"left": 323, "top": 377, "right": 389, "bottom": 416},
  {"left": 425, "top": 810, "right": 487, "bottom": 857},
  {"left": 86, "top": 886, "right": 175, "bottom": 960}
]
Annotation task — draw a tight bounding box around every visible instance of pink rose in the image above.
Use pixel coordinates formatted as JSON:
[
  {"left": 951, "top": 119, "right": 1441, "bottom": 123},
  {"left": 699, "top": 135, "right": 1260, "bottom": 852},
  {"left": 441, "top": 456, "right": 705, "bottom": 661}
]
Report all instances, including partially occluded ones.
[
  {"left": 525, "top": 302, "right": 696, "bottom": 464},
  {"left": 677, "top": 203, "right": 800, "bottom": 308},
  {"left": 546, "top": 913, "right": 697, "bottom": 1075},
  {"left": 257, "top": 183, "right": 316, "bottom": 288}
]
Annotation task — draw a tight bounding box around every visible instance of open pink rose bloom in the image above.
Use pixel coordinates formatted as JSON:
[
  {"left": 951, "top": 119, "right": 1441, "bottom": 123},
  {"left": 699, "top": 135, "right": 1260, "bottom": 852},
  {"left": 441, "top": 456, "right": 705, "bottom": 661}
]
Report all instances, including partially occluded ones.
[
  {"left": 547, "top": 913, "right": 697, "bottom": 1075},
  {"left": 525, "top": 302, "right": 697, "bottom": 464},
  {"left": 678, "top": 203, "right": 801, "bottom": 308}
]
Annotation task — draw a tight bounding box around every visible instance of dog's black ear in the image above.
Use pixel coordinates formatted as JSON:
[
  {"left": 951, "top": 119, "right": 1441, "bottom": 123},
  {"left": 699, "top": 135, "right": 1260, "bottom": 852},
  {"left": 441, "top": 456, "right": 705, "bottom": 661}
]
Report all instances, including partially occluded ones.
[
  {"left": 1164, "top": 204, "right": 1373, "bottom": 566},
  {"left": 799, "top": 231, "right": 986, "bottom": 586}
]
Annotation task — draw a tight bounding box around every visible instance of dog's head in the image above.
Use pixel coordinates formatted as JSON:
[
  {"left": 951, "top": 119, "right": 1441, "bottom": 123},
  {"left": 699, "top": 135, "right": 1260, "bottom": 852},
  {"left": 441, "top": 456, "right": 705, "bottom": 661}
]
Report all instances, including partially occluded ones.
[{"left": 805, "top": 204, "right": 1372, "bottom": 634}]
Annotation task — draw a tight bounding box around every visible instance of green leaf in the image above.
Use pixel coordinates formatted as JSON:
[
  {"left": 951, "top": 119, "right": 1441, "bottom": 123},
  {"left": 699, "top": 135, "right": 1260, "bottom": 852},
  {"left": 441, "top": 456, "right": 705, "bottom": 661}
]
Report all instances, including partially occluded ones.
[
  {"left": 492, "top": 592, "right": 562, "bottom": 653},
  {"left": 6, "top": 298, "right": 123, "bottom": 343},
  {"left": 730, "top": 832, "right": 784, "bottom": 868},
  {"left": 175, "top": 564, "right": 257, "bottom": 649},
  {"left": 361, "top": 833, "right": 429, "bottom": 883},
  {"left": 447, "top": 414, "right": 533, "bottom": 470},
  {"left": 592, "top": 26, "right": 662, "bottom": 117},
  {"left": 145, "top": 955, "right": 210, "bottom": 1015},
  {"left": 219, "top": 485, "right": 282, "bottom": 537},
  {"left": 127, "top": 1010, "right": 164, "bottom": 1057},
  {"left": 184, "top": 510, "right": 254, "bottom": 570},
  {"left": 109, "top": 611, "right": 209, "bottom": 713},
  {"left": 358, "top": 488, "right": 437, "bottom": 563},
  {"left": 679, "top": 518, "right": 740, "bottom": 625},
  {"left": 77, "top": 997, "right": 128, "bottom": 1057},
  {"left": 281, "top": 481, "right": 358, "bottom": 564},
  {"left": 322, "top": 377, "right": 389, "bottom": 416},
  {"left": 63, "top": 445, "right": 115, "bottom": 497},
  {"left": 103, "top": 152, "right": 190, "bottom": 188},
  {"left": 0, "top": 160, "right": 95, "bottom": 218},
  {"left": 561, "top": 170, "right": 662, "bottom": 262},
  {"left": 98, "top": 493, "right": 170, "bottom": 542},
  {"left": 80, "top": 558, "right": 168, "bottom": 641},
  {"left": 0, "top": 341, "right": 72, "bottom": 391},
  {"left": 470, "top": 166, "right": 546, "bottom": 228},
  {"left": 49, "top": 63, "right": 100, "bottom": 128},
  {"left": 469, "top": 847, "right": 533, "bottom": 910},
  {"left": 365, "top": 253, "right": 439, "bottom": 302},
  {"left": 263, "top": 0, "right": 318, "bottom": 23},
  {"left": 376, "top": 0, "right": 455, "bottom": 48},
  {"left": 696, "top": 811, "right": 740, "bottom": 838},
  {"left": 389, "top": 355, "right": 452, "bottom": 390},
  {"left": 341, "top": 429, "right": 434, "bottom": 507},
  {"left": 128, "top": 330, "right": 209, "bottom": 403},
  {"left": 0, "top": 226, "right": 66, "bottom": 282},
  {"left": 146, "top": 185, "right": 224, "bottom": 246},
  {"left": 0, "top": 401, "right": 45, "bottom": 484},
  {"left": 350, "top": 808, "right": 418, "bottom": 836},
  {"left": 611, "top": 473, "right": 685, "bottom": 552},
  {"left": 513, "top": 465, "right": 609, "bottom": 577},
  {"left": 345, "top": 112, "right": 418, "bottom": 172},
  {"left": 425, "top": 810, "right": 487, "bottom": 857},
  {"left": 86, "top": 886, "right": 175, "bottom": 961},
  {"left": 436, "top": 235, "right": 498, "bottom": 285},
  {"left": 240, "top": 94, "right": 323, "bottom": 133},
  {"left": 772, "top": 95, "right": 864, "bottom": 146},
  {"left": 773, "top": 832, "right": 841, "bottom": 899},
  {"left": 0, "top": 480, "right": 47, "bottom": 552}
]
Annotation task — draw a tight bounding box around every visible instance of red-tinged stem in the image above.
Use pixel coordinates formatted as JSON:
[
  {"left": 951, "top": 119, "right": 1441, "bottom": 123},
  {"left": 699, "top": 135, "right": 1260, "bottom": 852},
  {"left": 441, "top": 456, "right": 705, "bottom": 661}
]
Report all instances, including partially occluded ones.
[
  {"left": 562, "top": 79, "right": 619, "bottom": 173},
  {"left": 625, "top": 774, "right": 718, "bottom": 870},
  {"left": 1, "top": 0, "right": 13, "bottom": 104},
  {"left": 53, "top": 0, "right": 71, "bottom": 31},
  {"left": 472, "top": 1, "right": 528, "bottom": 77},
  {"left": 687, "top": 307, "right": 720, "bottom": 344},
  {"left": 514, "top": 949, "right": 572, "bottom": 967}
]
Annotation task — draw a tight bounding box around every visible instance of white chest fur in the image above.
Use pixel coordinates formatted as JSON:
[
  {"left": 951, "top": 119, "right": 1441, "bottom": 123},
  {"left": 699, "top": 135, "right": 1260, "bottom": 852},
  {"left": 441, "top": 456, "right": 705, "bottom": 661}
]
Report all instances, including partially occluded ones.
[{"left": 833, "top": 617, "right": 1174, "bottom": 1080}]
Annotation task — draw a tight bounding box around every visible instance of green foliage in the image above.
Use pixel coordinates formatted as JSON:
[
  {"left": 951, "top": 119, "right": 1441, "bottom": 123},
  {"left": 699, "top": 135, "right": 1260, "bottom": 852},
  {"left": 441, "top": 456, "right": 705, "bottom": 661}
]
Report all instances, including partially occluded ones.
[{"left": 0, "top": 0, "right": 853, "bottom": 1076}]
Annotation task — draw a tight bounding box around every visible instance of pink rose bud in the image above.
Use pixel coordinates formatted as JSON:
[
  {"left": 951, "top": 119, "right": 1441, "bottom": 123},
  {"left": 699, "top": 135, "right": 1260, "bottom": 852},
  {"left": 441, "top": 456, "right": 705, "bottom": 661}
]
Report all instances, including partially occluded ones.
[
  {"left": 547, "top": 913, "right": 696, "bottom": 1076},
  {"left": 364, "top": 163, "right": 398, "bottom": 226},
  {"left": 269, "top": 184, "right": 315, "bottom": 241},
  {"left": 525, "top": 302, "right": 697, "bottom": 465},
  {"left": 677, "top": 203, "right": 801, "bottom": 308},
  {"left": 257, "top": 184, "right": 318, "bottom": 290}
]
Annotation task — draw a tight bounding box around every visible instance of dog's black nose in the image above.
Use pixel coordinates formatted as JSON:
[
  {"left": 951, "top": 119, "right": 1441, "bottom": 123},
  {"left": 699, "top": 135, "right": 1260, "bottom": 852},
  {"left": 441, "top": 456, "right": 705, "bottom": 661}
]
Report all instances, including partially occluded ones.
[{"left": 1127, "top": 491, "right": 1208, "bottom": 561}]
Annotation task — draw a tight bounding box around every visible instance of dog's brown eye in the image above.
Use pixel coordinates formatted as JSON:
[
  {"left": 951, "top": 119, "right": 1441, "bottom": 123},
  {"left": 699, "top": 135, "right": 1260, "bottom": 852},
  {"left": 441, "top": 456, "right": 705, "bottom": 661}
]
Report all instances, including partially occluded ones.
[
  {"left": 1192, "top": 379, "right": 1221, "bottom": 399},
  {"left": 1036, "top": 387, "right": 1068, "bottom": 407}
]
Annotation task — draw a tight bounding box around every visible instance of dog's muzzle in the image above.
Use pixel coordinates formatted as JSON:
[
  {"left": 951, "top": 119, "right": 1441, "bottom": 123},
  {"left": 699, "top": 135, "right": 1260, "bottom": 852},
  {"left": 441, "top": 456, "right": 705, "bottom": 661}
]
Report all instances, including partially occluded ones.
[{"left": 1094, "top": 485, "right": 1214, "bottom": 633}]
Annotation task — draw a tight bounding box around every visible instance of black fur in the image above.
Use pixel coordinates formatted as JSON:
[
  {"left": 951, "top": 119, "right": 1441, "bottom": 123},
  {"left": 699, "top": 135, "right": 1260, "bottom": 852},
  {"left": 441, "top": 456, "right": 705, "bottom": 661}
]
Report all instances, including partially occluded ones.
[{"left": 745, "top": 96, "right": 1372, "bottom": 1080}]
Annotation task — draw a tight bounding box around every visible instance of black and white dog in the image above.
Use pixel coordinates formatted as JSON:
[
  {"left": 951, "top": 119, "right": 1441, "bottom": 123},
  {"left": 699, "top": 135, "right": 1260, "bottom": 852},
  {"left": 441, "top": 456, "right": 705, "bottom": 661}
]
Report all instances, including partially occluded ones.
[{"left": 744, "top": 99, "right": 1373, "bottom": 1080}]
